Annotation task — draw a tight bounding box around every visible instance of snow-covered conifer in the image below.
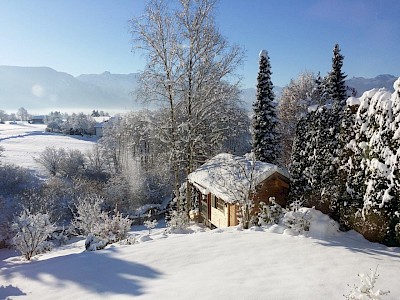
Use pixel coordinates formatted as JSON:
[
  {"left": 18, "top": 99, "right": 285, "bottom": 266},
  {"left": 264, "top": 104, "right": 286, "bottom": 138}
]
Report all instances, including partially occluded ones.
[
  {"left": 336, "top": 97, "right": 362, "bottom": 228},
  {"left": 326, "top": 43, "right": 347, "bottom": 106},
  {"left": 339, "top": 85, "right": 400, "bottom": 245},
  {"left": 289, "top": 117, "right": 310, "bottom": 204},
  {"left": 305, "top": 44, "right": 347, "bottom": 218},
  {"left": 252, "top": 50, "right": 280, "bottom": 164}
]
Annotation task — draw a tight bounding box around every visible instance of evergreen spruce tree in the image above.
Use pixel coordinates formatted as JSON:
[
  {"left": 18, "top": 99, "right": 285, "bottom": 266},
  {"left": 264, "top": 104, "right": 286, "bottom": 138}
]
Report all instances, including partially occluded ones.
[
  {"left": 252, "top": 50, "right": 280, "bottom": 164},
  {"left": 288, "top": 117, "right": 309, "bottom": 204},
  {"left": 326, "top": 43, "right": 348, "bottom": 106},
  {"left": 319, "top": 43, "right": 348, "bottom": 218},
  {"left": 337, "top": 97, "right": 362, "bottom": 229},
  {"left": 314, "top": 72, "right": 329, "bottom": 105}
]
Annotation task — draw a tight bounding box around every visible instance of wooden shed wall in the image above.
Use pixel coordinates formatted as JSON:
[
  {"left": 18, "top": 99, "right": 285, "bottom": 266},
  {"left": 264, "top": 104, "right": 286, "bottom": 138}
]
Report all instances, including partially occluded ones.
[{"left": 253, "top": 173, "right": 290, "bottom": 213}]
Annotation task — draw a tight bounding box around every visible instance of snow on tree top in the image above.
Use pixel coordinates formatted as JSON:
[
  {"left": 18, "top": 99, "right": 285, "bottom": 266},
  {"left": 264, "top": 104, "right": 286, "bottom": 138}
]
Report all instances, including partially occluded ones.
[
  {"left": 187, "top": 153, "right": 288, "bottom": 203},
  {"left": 259, "top": 49, "right": 268, "bottom": 59},
  {"left": 307, "top": 104, "right": 319, "bottom": 113},
  {"left": 394, "top": 77, "right": 400, "bottom": 92},
  {"left": 346, "top": 97, "right": 360, "bottom": 106}
]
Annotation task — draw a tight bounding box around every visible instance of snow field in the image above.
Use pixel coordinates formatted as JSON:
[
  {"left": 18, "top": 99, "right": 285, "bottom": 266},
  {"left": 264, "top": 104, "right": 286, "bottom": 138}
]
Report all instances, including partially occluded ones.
[{"left": 0, "top": 122, "right": 96, "bottom": 173}]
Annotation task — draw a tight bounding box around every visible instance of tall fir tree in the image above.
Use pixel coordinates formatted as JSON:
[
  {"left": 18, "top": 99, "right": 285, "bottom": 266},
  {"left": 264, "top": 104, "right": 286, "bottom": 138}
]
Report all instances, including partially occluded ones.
[
  {"left": 320, "top": 43, "right": 348, "bottom": 218},
  {"left": 336, "top": 97, "right": 363, "bottom": 229},
  {"left": 288, "top": 117, "right": 309, "bottom": 203},
  {"left": 326, "top": 43, "right": 348, "bottom": 106},
  {"left": 252, "top": 50, "right": 280, "bottom": 164},
  {"left": 289, "top": 43, "right": 348, "bottom": 219}
]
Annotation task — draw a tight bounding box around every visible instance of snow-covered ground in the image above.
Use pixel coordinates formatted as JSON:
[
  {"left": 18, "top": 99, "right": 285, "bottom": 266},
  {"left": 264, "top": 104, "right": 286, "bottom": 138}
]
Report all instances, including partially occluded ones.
[
  {"left": 1, "top": 210, "right": 399, "bottom": 300},
  {"left": 0, "top": 122, "right": 96, "bottom": 173}
]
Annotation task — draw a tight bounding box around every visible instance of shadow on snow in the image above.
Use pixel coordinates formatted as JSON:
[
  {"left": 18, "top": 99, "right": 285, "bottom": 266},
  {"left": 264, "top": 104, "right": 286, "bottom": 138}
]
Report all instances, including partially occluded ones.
[
  {"left": 0, "top": 284, "right": 27, "bottom": 299},
  {"left": 1, "top": 248, "right": 162, "bottom": 297}
]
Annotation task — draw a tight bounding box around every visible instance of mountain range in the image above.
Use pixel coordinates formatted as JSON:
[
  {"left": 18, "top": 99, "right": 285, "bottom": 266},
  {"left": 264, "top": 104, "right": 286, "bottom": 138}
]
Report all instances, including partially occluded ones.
[
  {"left": 0, "top": 66, "right": 140, "bottom": 114},
  {"left": 0, "top": 66, "right": 397, "bottom": 114}
]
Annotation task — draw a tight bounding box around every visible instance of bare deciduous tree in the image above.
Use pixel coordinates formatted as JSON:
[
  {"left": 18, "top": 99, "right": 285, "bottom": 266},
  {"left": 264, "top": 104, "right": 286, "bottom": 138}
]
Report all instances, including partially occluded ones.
[
  {"left": 130, "top": 0, "right": 245, "bottom": 211},
  {"left": 278, "top": 71, "right": 320, "bottom": 167}
]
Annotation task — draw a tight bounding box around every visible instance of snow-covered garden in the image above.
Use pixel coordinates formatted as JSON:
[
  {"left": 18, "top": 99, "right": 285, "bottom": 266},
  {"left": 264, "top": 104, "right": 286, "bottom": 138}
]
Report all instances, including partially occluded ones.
[
  {"left": 1, "top": 208, "right": 399, "bottom": 299},
  {"left": 1, "top": 1, "right": 400, "bottom": 299}
]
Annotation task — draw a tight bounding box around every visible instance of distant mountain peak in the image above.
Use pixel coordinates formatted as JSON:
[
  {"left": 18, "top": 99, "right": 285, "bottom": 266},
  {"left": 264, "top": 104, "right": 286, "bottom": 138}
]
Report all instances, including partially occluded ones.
[{"left": 346, "top": 74, "right": 397, "bottom": 95}]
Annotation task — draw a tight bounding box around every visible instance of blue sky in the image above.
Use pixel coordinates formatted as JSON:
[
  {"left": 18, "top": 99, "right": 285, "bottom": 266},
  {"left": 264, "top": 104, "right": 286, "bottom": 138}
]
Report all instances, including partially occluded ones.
[{"left": 0, "top": 0, "right": 399, "bottom": 88}]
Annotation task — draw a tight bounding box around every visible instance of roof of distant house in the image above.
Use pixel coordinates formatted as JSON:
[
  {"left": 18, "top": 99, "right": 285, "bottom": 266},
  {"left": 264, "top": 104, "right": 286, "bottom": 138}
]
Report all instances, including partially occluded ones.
[
  {"left": 30, "top": 115, "right": 45, "bottom": 120},
  {"left": 93, "top": 116, "right": 111, "bottom": 123}
]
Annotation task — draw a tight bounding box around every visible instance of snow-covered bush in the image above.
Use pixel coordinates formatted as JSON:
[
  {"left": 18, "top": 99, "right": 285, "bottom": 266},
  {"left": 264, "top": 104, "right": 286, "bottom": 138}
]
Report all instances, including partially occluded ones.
[
  {"left": 59, "top": 149, "right": 85, "bottom": 179},
  {"left": 119, "top": 235, "right": 136, "bottom": 245},
  {"left": 72, "top": 195, "right": 131, "bottom": 250},
  {"left": 257, "top": 198, "right": 285, "bottom": 226},
  {"left": 0, "top": 163, "right": 40, "bottom": 197},
  {"left": 166, "top": 184, "right": 189, "bottom": 233},
  {"left": 71, "top": 195, "right": 104, "bottom": 235},
  {"left": 101, "top": 209, "right": 132, "bottom": 244},
  {"left": 85, "top": 233, "right": 108, "bottom": 251},
  {"left": 0, "top": 195, "right": 11, "bottom": 245},
  {"left": 50, "top": 226, "right": 73, "bottom": 246},
  {"left": 345, "top": 266, "right": 390, "bottom": 300},
  {"left": 283, "top": 205, "right": 311, "bottom": 234},
  {"left": 11, "top": 209, "right": 56, "bottom": 260},
  {"left": 34, "top": 147, "right": 66, "bottom": 176},
  {"left": 144, "top": 212, "right": 158, "bottom": 234},
  {"left": 166, "top": 209, "right": 189, "bottom": 233}
]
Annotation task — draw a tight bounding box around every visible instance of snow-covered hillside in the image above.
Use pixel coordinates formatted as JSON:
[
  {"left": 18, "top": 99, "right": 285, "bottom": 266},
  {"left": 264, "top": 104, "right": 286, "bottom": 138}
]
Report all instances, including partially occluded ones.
[
  {"left": 0, "top": 122, "right": 96, "bottom": 173},
  {"left": 1, "top": 210, "right": 399, "bottom": 299}
]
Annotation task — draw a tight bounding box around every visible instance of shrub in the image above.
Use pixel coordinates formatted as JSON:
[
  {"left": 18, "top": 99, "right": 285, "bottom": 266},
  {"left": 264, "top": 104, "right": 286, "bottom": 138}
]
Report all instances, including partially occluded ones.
[
  {"left": 71, "top": 194, "right": 104, "bottom": 235},
  {"left": 101, "top": 209, "right": 132, "bottom": 243},
  {"left": 281, "top": 200, "right": 311, "bottom": 234},
  {"left": 257, "top": 197, "right": 285, "bottom": 226},
  {"left": 144, "top": 212, "right": 158, "bottom": 234},
  {"left": 166, "top": 209, "right": 189, "bottom": 233},
  {"left": 0, "top": 163, "right": 40, "bottom": 196},
  {"left": 283, "top": 208, "right": 311, "bottom": 234},
  {"left": 72, "top": 195, "right": 131, "bottom": 251},
  {"left": 345, "top": 266, "right": 390, "bottom": 299},
  {"left": 11, "top": 209, "right": 56, "bottom": 260},
  {"left": 34, "top": 147, "right": 66, "bottom": 176}
]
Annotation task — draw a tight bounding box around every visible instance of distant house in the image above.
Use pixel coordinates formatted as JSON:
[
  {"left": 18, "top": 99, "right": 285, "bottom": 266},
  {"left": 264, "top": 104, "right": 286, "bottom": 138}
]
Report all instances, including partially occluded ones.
[
  {"left": 187, "top": 153, "right": 290, "bottom": 228},
  {"left": 28, "top": 115, "right": 45, "bottom": 124},
  {"left": 93, "top": 116, "right": 111, "bottom": 138}
]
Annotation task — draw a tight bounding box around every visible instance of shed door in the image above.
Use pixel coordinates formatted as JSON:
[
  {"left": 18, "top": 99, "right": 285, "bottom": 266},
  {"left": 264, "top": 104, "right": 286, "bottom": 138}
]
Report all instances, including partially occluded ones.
[{"left": 229, "top": 204, "right": 237, "bottom": 226}]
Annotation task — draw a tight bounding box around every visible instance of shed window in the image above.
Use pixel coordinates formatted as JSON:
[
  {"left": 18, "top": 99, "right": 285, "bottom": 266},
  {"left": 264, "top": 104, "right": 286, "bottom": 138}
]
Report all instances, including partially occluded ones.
[
  {"left": 211, "top": 195, "right": 216, "bottom": 208},
  {"left": 211, "top": 195, "right": 224, "bottom": 211},
  {"left": 217, "top": 198, "right": 225, "bottom": 211}
]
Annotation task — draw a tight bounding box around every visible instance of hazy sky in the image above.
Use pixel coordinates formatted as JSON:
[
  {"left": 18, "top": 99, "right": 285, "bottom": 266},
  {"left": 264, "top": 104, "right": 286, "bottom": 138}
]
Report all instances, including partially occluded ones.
[{"left": 0, "top": 0, "right": 399, "bottom": 88}]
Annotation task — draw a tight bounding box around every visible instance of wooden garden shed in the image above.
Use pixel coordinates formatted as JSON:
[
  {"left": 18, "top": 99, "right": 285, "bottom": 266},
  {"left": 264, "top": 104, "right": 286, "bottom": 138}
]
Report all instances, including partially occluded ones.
[{"left": 187, "top": 153, "right": 290, "bottom": 228}]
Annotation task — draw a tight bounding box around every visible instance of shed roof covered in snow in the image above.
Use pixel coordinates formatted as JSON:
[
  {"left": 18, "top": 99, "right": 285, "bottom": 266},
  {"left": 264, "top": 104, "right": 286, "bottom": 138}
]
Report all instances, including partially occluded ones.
[{"left": 187, "top": 153, "right": 289, "bottom": 203}]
